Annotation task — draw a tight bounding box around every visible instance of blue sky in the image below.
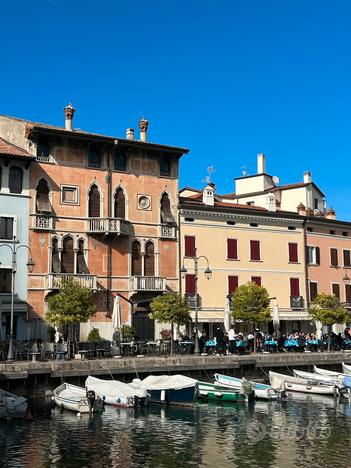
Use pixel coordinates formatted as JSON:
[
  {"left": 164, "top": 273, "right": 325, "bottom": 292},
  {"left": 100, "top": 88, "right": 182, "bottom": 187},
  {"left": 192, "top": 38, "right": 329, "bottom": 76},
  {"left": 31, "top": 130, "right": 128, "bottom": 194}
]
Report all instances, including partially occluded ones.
[{"left": 1, "top": 0, "right": 351, "bottom": 218}]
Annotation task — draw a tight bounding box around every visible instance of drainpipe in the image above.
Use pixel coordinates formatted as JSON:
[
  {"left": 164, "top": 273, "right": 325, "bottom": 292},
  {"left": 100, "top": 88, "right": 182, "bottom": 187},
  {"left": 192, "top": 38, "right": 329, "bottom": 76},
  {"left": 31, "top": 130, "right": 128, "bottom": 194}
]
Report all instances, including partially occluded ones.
[{"left": 106, "top": 146, "right": 113, "bottom": 315}]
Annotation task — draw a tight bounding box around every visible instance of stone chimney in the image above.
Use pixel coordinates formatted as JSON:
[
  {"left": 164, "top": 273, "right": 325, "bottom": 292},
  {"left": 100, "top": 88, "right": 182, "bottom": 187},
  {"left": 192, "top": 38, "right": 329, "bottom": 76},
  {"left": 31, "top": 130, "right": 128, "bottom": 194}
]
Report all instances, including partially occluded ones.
[
  {"left": 297, "top": 203, "right": 306, "bottom": 216},
  {"left": 305, "top": 207, "right": 313, "bottom": 217},
  {"left": 326, "top": 207, "right": 336, "bottom": 220},
  {"left": 202, "top": 183, "right": 215, "bottom": 206},
  {"left": 265, "top": 192, "right": 276, "bottom": 211},
  {"left": 126, "top": 128, "right": 134, "bottom": 140},
  {"left": 139, "top": 117, "right": 149, "bottom": 142},
  {"left": 64, "top": 103, "right": 75, "bottom": 131},
  {"left": 304, "top": 171, "right": 312, "bottom": 183},
  {"left": 257, "top": 153, "right": 266, "bottom": 174}
]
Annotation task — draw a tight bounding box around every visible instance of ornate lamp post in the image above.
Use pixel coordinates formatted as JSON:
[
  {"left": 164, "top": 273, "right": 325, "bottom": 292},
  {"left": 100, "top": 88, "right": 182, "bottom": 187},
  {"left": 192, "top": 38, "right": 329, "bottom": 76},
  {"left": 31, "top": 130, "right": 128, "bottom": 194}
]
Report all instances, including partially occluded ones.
[
  {"left": 0, "top": 236, "right": 35, "bottom": 361},
  {"left": 180, "top": 255, "right": 212, "bottom": 355}
]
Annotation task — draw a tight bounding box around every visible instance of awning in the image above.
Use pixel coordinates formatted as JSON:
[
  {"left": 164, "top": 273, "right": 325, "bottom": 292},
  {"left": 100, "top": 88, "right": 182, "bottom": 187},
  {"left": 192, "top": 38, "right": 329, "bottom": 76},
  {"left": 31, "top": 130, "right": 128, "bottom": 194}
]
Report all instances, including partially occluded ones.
[
  {"left": 0, "top": 296, "right": 28, "bottom": 313},
  {"left": 161, "top": 209, "right": 176, "bottom": 226},
  {"left": 190, "top": 311, "right": 224, "bottom": 323}
]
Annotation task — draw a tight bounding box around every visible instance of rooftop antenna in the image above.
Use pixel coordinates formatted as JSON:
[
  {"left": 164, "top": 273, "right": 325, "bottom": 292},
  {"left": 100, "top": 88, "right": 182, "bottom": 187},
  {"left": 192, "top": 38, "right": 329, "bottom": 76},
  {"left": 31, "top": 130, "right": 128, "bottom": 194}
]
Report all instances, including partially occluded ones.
[
  {"left": 240, "top": 165, "right": 249, "bottom": 177},
  {"left": 202, "top": 165, "right": 215, "bottom": 184}
]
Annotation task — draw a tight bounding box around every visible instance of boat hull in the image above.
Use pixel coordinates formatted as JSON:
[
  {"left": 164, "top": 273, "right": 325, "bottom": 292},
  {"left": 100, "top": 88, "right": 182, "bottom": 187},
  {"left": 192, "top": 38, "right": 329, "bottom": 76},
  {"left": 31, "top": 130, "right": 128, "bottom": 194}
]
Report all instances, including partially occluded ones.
[
  {"left": 0, "top": 389, "right": 28, "bottom": 420},
  {"left": 147, "top": 386, "right": 197, "bottom": 406},
  {"left": 270, "top": 371, "right": 336, "bottom": 395},
  {"left": 198, "top": 382, "right": 246, "bottom": 402},
  {"left": 53, "top": 383, "right": 104, "bottom": 414},
  {"left": 214, "top": 373, "right": 277, "bottom": 400}
]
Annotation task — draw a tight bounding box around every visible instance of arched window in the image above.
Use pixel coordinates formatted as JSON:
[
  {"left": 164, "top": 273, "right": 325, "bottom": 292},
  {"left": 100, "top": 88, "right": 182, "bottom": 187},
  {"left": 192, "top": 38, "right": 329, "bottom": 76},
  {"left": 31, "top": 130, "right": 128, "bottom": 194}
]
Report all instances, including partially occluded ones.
[
  {"left": 77, "top": 240, "right": 89, "bottom": 274},
  {"left": 160, "top": 192, "right": 175, "bottom": 225},
  {"left": 36, "top": 178, "right": 51, "bottom": 213},
  {"left": 131, "top": 241, "right": 142, "bottom": 276},
  {"left": 51, "top": 238, "right": 61, "bottom": 273},
  {"left": 9, "top": 166, "right": 23, "bottom": 194},
  {"left": 114, "top": 188, "right": 125, "bottom": 219},
  {"left": 160, "top": 157, "right": 171, "bottom": 177},
  {"left": 88, "top": 145, "right": 101, "bottom": 168},
  {"left": 144, "top": 241, "right": 155, "bottom": 276},
  {"left": 88, "top": 184, "right": 100, "bottom": 217},
  {"left": 114, "top": 149, "right": 127, "bottom": 172},
  {"left": 61, "top": 236, "right": 74, "bottom": 273}
]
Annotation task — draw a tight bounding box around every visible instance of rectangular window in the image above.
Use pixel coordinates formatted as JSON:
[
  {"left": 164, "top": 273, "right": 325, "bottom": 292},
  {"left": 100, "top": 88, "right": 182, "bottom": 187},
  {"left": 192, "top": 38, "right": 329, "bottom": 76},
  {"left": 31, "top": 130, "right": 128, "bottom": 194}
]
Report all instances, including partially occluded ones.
[
  {"left": 184, "top": 236, "right": 196, "bottom": 257},
  {"left": 310, "top": 282, "right": 318, "bottom": 302},
  {"left": 307, "top": 246, "right": 320, "bottom": 265},
  {"left": 332, "top": 283, "right": 340, "bottom": 299},
  {"left": 290, "top": 278, "right": 300, "bottom": 297},
  {"left": 250, "top": 240, "right": 261, "bottom": 261},
  {"left": 343, "top": 232, "right": 348, "bottom": 237},
  {"left": 61, "top": 185, "right": 79, "bottom": 205},
  {"left": 0, "top": 217, "right": 14, "bottom": 240},
  {"left": 329, "top": 230, "right": 335, "bottom": 235},
  {"left": 251, "top": 276, "right": 261, "bottom": 286},
  {"left": 288, "top": 243, "right": 298, "bottom": 263},
  {"left": 344, "top": 250, "right": 351, "bottom": 268},
  {"left": 228, "top": 276, "right": 238, "bottom": 294},
  {"left": 185, "top": 274, "right": 196, "bottom": 294},
  {"left": 227, "top": 239, "right": 238, "bottom": 260},
  {"left": 346, "top": 284, "right": 351, "bottom": 303},
  {"left": 314, "top": 198, "right": 319, "bottom": 210},
  {"left": 0, "top": 268, "right": 11, "bottom": 293},
  {"left": 330, "top": 248, "right": 338, "bottom": 267},
  {"left": 36, "top": 138, "right": 51, "bottom": 162}
]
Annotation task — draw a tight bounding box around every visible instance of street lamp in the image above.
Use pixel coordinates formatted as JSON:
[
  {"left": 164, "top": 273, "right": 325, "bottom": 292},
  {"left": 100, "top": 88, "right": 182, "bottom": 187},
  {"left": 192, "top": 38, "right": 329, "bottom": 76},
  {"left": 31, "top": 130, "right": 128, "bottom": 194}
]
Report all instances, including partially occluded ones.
[
  {"left": 0, "top": 236, "right": 35, "bottom": 361},
  {"left": 180, "top": 255, "right": 212, "bottom": 355},
  {"left": 343, "top": 270, "right": 351, "bottom": 286}
]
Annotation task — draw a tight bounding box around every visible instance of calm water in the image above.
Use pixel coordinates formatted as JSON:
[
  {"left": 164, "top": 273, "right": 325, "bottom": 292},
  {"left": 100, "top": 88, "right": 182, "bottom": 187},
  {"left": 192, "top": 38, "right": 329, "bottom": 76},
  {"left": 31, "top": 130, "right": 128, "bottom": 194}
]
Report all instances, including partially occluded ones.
[{"left": 1, "top": 394, "right": 351, "bottom": 468}]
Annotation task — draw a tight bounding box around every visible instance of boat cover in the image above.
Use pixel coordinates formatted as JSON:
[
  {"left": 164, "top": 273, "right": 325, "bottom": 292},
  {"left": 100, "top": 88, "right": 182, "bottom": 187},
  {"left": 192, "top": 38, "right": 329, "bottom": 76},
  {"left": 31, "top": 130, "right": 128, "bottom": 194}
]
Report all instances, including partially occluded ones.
[
  {"left": 86, "top": 376, "right": 147, "bottom": 398},
  {"left": 138, "top": 375, "right": 197, "bottom": 390}
]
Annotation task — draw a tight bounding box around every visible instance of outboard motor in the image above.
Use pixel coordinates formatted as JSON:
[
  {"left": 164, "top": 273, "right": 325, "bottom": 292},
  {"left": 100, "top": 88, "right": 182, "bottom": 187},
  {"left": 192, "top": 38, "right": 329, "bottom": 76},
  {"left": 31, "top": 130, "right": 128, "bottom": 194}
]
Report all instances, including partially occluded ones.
[{"left": 86, "top": 390, "right": 96, "bottom": 412}]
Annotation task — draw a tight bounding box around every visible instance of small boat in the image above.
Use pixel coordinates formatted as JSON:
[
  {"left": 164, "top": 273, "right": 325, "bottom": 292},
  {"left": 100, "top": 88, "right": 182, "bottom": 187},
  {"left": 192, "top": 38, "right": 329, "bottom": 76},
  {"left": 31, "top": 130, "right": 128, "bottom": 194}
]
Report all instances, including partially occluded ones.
[
  {"left": 53, "top": 383, "right": 104, "bottom": 414},
  {"left": 342, "top": 362, "right": 351, "bottom": 375},
  {"left": 214, "top": 373, "right": 279, "bottom": 400},
  {"left": 0, "top": 389, "right": 28, "bottom": 420},
  {"left": 85, "top": 376, "right": 148, "bottom": 408},
  {"left": 134, "top": 375, "right": 198, "bottom": 406},
  {"left": 198, "top": 381, "right": 246, "bottom": 402},
  {"left": 314, "top": 365, "right": 348, "bottom": 379},
  {"left": 269, "top": 371, "right": 337, "bottom": 395},
  {"left": 293, "top": 369, "right": 351, "bottom": 397}
]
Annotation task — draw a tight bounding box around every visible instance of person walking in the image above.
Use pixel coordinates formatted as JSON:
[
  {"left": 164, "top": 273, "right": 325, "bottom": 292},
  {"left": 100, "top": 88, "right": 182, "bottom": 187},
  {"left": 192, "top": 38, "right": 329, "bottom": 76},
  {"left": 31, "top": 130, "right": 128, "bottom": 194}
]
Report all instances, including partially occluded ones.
[{"left": 228, "top": 325, "right": 236, "bottom": 354}]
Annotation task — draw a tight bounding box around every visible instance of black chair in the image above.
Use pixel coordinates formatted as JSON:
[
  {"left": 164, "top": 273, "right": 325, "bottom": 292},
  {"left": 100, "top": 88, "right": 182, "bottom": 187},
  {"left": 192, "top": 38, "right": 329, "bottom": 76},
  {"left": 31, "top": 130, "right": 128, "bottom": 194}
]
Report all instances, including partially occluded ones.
[{"left": 96, "top": 341, "right": 111, "bottom": 358}]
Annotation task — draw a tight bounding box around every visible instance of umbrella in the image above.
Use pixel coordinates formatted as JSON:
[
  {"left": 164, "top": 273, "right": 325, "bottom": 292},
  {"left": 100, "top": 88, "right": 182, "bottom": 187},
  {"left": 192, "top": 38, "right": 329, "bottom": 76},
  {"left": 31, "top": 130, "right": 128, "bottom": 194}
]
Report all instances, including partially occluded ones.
[
  {"left": 112, "top": 295, "right": 121, "bottom": 330},
  {"left": 224, "top": 296, "right": 231, "bottom": 332},
  {"left": 54, "top": 326, "right": 61, "bottom": 344}
]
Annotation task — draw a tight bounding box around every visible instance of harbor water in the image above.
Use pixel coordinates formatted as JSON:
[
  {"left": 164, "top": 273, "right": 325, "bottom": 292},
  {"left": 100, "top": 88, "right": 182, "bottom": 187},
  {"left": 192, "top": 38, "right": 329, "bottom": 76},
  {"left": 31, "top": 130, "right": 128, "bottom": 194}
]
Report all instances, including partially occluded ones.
[{"left": 1, "top": 394, "right": 351, "bottom": 468}]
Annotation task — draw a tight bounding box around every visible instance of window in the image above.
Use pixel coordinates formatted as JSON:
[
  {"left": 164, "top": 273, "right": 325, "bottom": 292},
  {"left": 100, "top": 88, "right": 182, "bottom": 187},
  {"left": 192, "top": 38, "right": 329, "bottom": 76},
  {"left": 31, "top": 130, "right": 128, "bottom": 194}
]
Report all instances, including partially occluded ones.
[
  {"left": 344, "top": 250, "right": 351, "bottom": 268},
  {"left": 144, "top": 241, "right": 155, "bottom": 276},
  {"left": 307, "top": 246, "right": 320, "bottom": 265},
  {"left": 131, "top": 241, "right": 142, "bottom": 276},
  {"left": 160, "top": 193, "right": 175, "bottom": 225},
  {"left": 309, "top": 282, "right": 318, "bottom": 302},
  {"left": 88, "top": 146, "right": 101, "bottom": 168},
  {"left": 0, "top": 269, "right": 11, "bottom": 293},
  {"left": 185, "top": 274, "right": 196, "bottom": 294},
  {"left": 0, "top": 217, "right": 14, "bottom": 240},
  {"left": 307, "top": 227, "right": 314, "bottom": 232},
  {"left": 227, "top": 221, "right": 236, "bottom": 226},
  {"left": 114, "top": 188, "right": 125, "bottom": 219},
  {"left": 36, "top": 138, "right": 51, "bottom": 161},
  {"left": 61, "top": 185, "right": 79, "bottom": 205},
  {"left": 51, "top": 238, "right": 61, "bottom": 273},
  {"left": 246, "top": 201, "right": 255, "bottom": 206},
  {"left": 329, "top": 230, "right": 336, "bottom": 235},
  {"left": 114, "top": 149, "right": 127, "bottom": 172},
  {"left": 88, "top": 184, "right": 100, "bottom": 217},
  {"left": 288, "top": 243, "right": 298, "bottom": 263},
  {"left": 184, "top": 218, "right": 194, "bottom": 222},
  {"left": 332, "top": 283, "right": 340, "bottom": 299},
  {"left": 76, "top": 240, "right": 89, "bottom": 274},
  {"left": 185, "top": 236, "right": 196, "bottom": 257},
  {"left": 227, "top": 239, "right": 238, "bottom": 260},
  {"left": 330, "top": 248, "right": 338, "bottom": 267},
  {"left": 288, "top": 226, "right": 296, "bottom": 231},
  {"left": 36, "top": 179, "right": 51, "bottom": 212},
  {"left": 250, "top": 223, "right": 258, "bottom": 227},
  {"left": 343, "top": 232, "right": 348, "bottom": 237},
  {"left": 290, "top": 278, "right": 300, "bottom": 297},
  {"left": 250, "top": 240, "right": 260, "bottom": 261},
  {"left": 251, "top": 276, "right": 261, "bottom": 286},
  {"left": 160, "top": 157, "right": 171, "bottom": 177},
  {"left": 61, "top": 236, "right": 74, "bottom": 273},
  {"left": 346, "top": 284, "right": 351, "bottom": 303},
  {"left": 314, "top": 198, "right": 319, "bottom": 210},
  {"left": 8, "top": 166, "right": 23, "bottom": 194},
  {"left": 228, "top": 276, "right": 238, "bottom": 294}
]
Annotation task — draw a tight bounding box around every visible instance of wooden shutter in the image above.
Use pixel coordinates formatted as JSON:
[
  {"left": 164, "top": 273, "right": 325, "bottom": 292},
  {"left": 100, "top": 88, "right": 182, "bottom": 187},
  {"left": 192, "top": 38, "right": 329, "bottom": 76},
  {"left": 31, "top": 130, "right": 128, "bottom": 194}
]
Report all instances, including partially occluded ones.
[
  {"left": 330, "top": 248, "right": 338, "bottom": 267},
  {"left": 290, "top": 278, "right": 300, "bottom": 296},
  {"left": 185, "top": 274, "right": 196, "bottom": 294},
  {"left": 346, "top": 284, "right": 351, "bottom": 303},
  {"left": 144, "top": 242, "right": 155, "bottom": 276},
  {"left": 0, "top": 269, "right": 12, "bottom": 293},
  {"left": 344, "top": 250, "right": 351, "bottom": 268},
  {"left": 114, "top": 188, "right": 125, "bottom": 219},
  {"left": 131, "top": 241, "right": 142, "bottom": 276},
  {"left": 88, "top": 184, "right": 100, "bottom": 218},
  {"left": 9, "top": 166, "right": 23, "bottom": 194},
  {"left": 185, "top": 236, "right": 196, "bottom": 257},
  {"left": 228, "top": 276, "right": 238, "bottom": 294},
  {"left": 227, "top": 239, "right": 238, "bottom": 260},
  {"left": 310, "top": 282, "right": 318, "bottom": 302},
  {"left": 61, "top": 237, "right": 74, "bottom": 273},
  {"left": 36, "top": 179, "right": 51, "bottom": 213},
  {"left": 250, "top": 240, "right": 260, "bottom": 260},
  {"left": 251, "top": 276, "right": 261, "bottom": 286},
  {"left": 288, "top": 243, "right": 298, "bottom": 263},
  {"left": 316, "top": 247, "right": 321, "bottom": 265},
  {"left": 332, "top": 283, "right": 340, "bottom": 299}
]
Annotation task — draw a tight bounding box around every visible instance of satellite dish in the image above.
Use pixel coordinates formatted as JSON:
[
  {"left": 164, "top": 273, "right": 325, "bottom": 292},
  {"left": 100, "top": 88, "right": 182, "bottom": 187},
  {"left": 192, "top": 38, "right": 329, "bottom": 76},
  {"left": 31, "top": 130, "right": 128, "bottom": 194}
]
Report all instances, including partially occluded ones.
[{"left": 272, "top": 176, "right": 280, "bottom": 185}]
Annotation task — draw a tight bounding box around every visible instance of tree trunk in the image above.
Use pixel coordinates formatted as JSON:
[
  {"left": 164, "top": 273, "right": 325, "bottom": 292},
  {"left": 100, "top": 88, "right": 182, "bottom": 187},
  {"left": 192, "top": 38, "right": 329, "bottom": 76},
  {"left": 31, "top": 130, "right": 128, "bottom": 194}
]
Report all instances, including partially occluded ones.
[
  {"left": 253, "top": 323, "right": 256, "bottom": 353},
  {"left": 171, "top": 323, "right": 174, "bottom": 356},
  {"left": 328, "top": 324, "right": 331, "bottom": 352}
]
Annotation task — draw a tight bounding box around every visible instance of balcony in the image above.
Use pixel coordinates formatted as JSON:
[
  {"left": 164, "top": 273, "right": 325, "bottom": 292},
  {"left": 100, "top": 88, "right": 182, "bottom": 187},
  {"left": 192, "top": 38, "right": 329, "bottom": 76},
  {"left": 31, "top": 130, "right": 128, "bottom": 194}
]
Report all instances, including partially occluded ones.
[
  {"left": 47, "top": 273, "right": 97, "bottom": 290},
  {"left": 290, "top": 296, "right": 305, "bottom": 309},
  {"left": 159, "top": 225, "right": 177, "bottom": 239},
  {"left": 87, "top": 218, "right": 131, "bottom": 236},
  {"left": 185, "top": 294, "right": 201, "bottom": 309},
  {"left": 130, "top": 276, "right": 166, "bottom": 292},
  {"left": 33, "top": 214, "right": 54, "bottom": 231}
]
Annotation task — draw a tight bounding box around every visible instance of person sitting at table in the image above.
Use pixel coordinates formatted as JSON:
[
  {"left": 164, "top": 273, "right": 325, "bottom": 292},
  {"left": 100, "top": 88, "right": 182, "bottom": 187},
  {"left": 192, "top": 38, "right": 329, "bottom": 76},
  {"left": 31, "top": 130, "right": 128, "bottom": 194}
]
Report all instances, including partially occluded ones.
[
  {"left": 247, "top": 333, "right": 254, "bottom": 352},
  {"left": 199, "top": 331, "right": 207, "bottom": 353},
  {"left": 215, "top": 327, "right": 226, "bottom": 355},
  {"left": 336, "top": 333, "right": 343, "bottom": 351},
  {"left": 278, "top": 334, "right": 286, "bottom": 352}
]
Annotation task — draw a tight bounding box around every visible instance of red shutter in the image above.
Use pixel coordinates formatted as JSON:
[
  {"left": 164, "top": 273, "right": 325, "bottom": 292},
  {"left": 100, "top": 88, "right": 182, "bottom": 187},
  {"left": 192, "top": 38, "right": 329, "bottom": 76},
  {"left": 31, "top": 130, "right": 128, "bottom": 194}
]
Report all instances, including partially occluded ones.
[
  {"left": 344, "top": 250, "right": 351, "bottom": 268},
  {"left": 185, "top": 236, "right": 196, "bottom": 257},
  {"left": 290, "top": 278, "right": 300, "bottom": 296},
  {"left": 185, "top": 274, "right": 196, "bottom": 294},
  {"left": 227, "top": 239, "right": 238, "bottom": 260},
  {"left": 346, "top": 284, "right": 351, "bottom": 303},
  {"left": 330, "top": 248, "right": 338, "bottom": 267},
  {"left": 251, "top": 276, "right": 261, "bottom": 286},
  {"left": 228, "top": 276, "right": 238, "bottom": 294},
  {"left": 288, "top": 243, "right": 298, "bottom": 263},
  {"left": 310, "top": 282, "right": 318, "bottom": 301},
  {"left": 332, "top": 283, "right": 340, "bottom": 299},
  {"left": 250, "top": 240, "right": 260, "bottom": 260}
]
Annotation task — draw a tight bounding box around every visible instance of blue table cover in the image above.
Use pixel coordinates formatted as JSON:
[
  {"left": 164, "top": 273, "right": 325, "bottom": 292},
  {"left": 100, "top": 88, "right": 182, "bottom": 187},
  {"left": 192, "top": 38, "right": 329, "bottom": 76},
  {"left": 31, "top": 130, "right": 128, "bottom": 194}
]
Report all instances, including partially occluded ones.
[
  {"left": 264, "top": 340, "right": 278, "bottom": 346},
  {"left": 306, "top": 339, "right": 321, "bottom": 345},
  {"left": 284, "top": 339, "right": 300, "bottom": 347}
]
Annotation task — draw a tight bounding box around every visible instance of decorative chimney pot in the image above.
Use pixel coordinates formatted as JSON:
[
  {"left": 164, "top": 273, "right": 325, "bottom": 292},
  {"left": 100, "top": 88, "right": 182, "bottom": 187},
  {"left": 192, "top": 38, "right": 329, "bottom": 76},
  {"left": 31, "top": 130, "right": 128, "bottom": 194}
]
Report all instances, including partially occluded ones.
[
  {"left": 297, "top": 203, "right": 306, "bottom": 216},
  {"left": 139, "top": 117, "right": 149, "bottom": 142},
  {"left": 64, "top": 103, "right": 75, "bottom": 131},
  {"left": 326, "top": 208, "right": 336, "bottom": 220},
  {"left": 305, "top": 207, "right": 313, "bottom": 217},
  {"left": 126, "top": 128, "right": 134, "bottom": 140}
]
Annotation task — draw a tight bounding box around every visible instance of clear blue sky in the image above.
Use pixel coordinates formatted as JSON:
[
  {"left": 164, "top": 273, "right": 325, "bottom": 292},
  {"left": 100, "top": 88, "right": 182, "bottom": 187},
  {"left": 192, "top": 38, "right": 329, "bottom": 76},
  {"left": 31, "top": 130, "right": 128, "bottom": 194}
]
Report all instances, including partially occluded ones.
[{"left": 1, "top": 0, "right": 351, "bottom": 218}]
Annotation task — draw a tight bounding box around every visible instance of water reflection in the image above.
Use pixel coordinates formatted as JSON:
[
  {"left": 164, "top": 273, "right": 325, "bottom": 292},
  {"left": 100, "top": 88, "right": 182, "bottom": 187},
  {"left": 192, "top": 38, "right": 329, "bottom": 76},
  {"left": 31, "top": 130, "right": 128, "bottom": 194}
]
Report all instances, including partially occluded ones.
[{"left": 1, "top": 395, "right": 351, "bottom": 467}]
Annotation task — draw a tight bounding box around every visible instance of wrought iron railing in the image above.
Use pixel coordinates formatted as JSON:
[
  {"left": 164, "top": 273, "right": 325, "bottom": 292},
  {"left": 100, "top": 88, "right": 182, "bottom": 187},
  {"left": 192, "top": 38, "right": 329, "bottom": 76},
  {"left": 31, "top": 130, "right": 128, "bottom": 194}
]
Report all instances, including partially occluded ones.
[
  {"left": 34, "top": 214, "right": 53, "bottom": 230},
  {"left": 47, "top": 273, "right": 97, "bottom": 290},
  {"left": 130, "top": 276, "right": 166, "bottom": 291},
  {"left": 160, "top": 225, "right": 176, "bottom": 239},
  {"left": 87, "top": 218, "right": 131, "bottom": 235}
]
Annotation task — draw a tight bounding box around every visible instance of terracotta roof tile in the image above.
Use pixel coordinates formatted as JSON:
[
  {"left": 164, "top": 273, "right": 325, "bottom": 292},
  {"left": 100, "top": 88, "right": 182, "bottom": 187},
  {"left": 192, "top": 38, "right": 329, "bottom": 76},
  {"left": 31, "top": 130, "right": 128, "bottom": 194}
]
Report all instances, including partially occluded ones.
[
  {"left": 0, "top": 137, "right": 33, "bottom": 159},
  {"left": 179, "top": 197, "right": 267, "bottom": 211}
]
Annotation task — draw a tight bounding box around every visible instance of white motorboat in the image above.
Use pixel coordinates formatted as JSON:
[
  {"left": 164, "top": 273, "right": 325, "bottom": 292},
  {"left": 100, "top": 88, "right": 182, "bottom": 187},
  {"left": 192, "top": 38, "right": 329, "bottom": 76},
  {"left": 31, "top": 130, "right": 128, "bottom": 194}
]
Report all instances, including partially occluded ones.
[
  {"left": 53, "top": 383, "right": 104, "bottom": 414},
  {"left": 293, "top": 369, "right": 351, "bottom": 397},
  {"left": 214, "top": 373, "right": 279, "bottom": 400},
  {"left": 342, "top": 362, "right": 351, "bottom": 375},
  {"left": 85, "top": 376, "right": 148, "bottom": 408},
  {"left": 269, "top": 371, "right": 337, "bottom": 396},
  {"left": 134, "top": 375, "right": 198, "bottom": 406},
  {"left": 314, "top": 365, "right": 348, "bottom": 379},
  {"left": 0, "top": 388, "right": 28, "bottom": 420}
]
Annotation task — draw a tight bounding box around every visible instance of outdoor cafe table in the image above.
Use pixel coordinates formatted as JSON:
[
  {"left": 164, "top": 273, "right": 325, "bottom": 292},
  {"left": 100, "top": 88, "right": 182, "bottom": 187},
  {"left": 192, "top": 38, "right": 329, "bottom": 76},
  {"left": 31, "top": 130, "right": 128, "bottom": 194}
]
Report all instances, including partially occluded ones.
[
  {"left": 204, "top": 339, "right": 216, "bottom": 353},
  {"left": 284, "top": 339, "right": 300, "bottom": 351},
  {"left": 177, "top": 341, "right": 193, "bottom": 353},
  {"left": 344, "top": 339, "right": 351, "bottom": 350},
  {"left": 306, "top": 339, "right": 321, "bottom": 352},
  {"left": 263, "top": 340, "right": 278, "bottom": 352}
]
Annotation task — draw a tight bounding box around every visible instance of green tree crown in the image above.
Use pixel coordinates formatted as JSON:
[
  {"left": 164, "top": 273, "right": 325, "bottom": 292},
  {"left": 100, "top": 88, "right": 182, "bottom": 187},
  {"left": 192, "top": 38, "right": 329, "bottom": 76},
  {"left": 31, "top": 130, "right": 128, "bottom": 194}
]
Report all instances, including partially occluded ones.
[
  {"left": 309, "top": 293, "right": 349, "bottom": 326},
  {"left": 231, "top": 281, "right": 271, "bottom": 323},
  {"left": 149, "top": 292, "right": 191, "bottom": 325}
]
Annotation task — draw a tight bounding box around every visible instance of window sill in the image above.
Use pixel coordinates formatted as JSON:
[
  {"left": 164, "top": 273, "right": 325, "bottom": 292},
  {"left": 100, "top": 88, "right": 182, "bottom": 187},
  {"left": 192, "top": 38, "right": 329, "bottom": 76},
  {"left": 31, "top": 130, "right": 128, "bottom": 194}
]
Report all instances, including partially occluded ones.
[
  {"left": 308, "top": 263, "right": 320, "bottom": 266},
  {"left": 288, "top": 262, "right": 301, "bottom": 264},
  {"left": 330, "top": 265, "right": 339, "bottom": 269},
  {"left": 226, "top": 258, "right": 240, "bottom": 261},
  {"left": 249, "top": 259, "right": 262, "bottom": 262}
]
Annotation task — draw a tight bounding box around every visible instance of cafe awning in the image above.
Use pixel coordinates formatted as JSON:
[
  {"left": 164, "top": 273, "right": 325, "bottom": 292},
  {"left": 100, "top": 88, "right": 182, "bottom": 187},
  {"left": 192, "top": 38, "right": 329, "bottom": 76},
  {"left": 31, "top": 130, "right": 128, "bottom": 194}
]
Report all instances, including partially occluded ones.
[{"left": 190, "top": 311, "right": 224, "bottom": 323}]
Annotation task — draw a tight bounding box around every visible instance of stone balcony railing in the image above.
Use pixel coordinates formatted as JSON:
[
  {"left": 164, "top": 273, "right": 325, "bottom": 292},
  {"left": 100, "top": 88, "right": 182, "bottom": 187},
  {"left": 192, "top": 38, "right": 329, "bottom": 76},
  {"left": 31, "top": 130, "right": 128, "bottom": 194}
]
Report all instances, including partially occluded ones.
[
  {"left": 47, "top": 273, "right": 97, "bottom": 290},
  {"left": 33, "top": 214, "right": 54, "bottom": 231},
  {"left": 159, "top": 224, "right": 177, "bottom": 239},
  {"left": 87, "top": 218, "right": 131, "bottom": 236},
  {"left": 130, "top": 276, "right": 166, "bottom": 292}
]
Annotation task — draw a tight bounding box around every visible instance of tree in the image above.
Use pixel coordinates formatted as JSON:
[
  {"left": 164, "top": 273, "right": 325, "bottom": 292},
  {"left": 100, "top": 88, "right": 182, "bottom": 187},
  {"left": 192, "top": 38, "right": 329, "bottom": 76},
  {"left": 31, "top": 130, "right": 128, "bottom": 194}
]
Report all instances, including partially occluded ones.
[
  {"left": 149, "top": 292, "right": 191, "bottom": 355},
  {"left": 231, "top": 282, "right": 271, "bottom": 352},
  {"left": 309, "top": 293, "right": 349, "bottom": 351}
]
